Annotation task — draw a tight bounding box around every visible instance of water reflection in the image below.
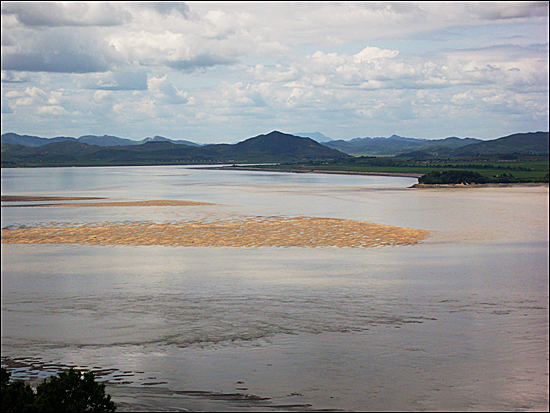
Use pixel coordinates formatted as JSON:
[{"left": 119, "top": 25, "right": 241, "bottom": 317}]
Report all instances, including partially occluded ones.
[{"left": 1, "top": 167, "right": 548, "bottom": 411}]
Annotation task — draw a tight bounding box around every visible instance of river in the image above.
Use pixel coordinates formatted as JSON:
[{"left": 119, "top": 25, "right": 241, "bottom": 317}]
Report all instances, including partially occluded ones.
[{"left": 1, "top": 166, "right": 548, "bottom": 411}]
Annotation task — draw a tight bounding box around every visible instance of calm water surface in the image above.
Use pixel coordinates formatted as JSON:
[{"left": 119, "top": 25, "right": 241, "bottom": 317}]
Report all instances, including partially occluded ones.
[{"left": 1, "top": 166, "right": 548, "bottom": 411}]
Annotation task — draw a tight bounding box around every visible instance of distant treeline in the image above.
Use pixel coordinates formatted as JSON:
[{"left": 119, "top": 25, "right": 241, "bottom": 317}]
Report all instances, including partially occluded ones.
[
  {"left": 418, "top": 170, "right": 549, "bottom": 184},
  {"left": 322, "top": 156, "right": 536, "bottom": 170},
  {"left": 416, "top": 163, "right": 532, "bottom": 171}
]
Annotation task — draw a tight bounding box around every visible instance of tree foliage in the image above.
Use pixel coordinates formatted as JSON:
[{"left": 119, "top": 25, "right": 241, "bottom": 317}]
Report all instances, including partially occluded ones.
[
  {"left": 1, "top": 367, "right": 116, "bottom": 412},
  {"left": 418, "top": 170, "right": 490, "bottom": 184}
]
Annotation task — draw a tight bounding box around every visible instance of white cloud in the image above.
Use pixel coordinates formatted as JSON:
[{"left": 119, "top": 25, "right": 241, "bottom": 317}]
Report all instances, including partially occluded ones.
[
  {"left": 244, "top": 43, "right": 548, "bottom": 97},
  {"left": 148, "top": 75, "right": 189, "bottom": 104},
  {"left": 77, "top": 70, "right": 148, "bottom": 90},
  {"left": 1, "top": 97, "right": 13, "bottom": 113},
  {"left": 1, "top": 2, "right": 131, "bottom": 27},
  {"left": 466, "top": 2, "right": 549, "bottom": 21},
  {"left": 1, "top": 70, "right": 31, "bottom": 83},
  {"left": 4, "top": 90, "right": 25, "bottom": 98},
  {"left": 37, "top": 105, "right": 69, "bottom": 115},
  {"left": 1, "top": 27, "right": 125, "bottom": 73}
]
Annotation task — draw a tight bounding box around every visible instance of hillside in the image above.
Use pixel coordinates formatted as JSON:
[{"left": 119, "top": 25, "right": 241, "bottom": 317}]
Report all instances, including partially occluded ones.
[
  {"left": 1, "top": 131, "right": 349, "bottom": 167},
  {"left": 231, "top": 131, "right": 345, "bottom": 159},
  {"left": 323, "top": 135, "right": 482, "bottom": 156},
  {"left": 450, "top": 131, "right": 549, "bottom": 156},
  {"left": 0, "top": 132, "right": 76, "bottom": 147}
]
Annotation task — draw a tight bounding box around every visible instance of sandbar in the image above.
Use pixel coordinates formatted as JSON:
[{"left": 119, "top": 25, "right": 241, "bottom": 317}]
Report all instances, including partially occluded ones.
[
  {"left": 1, "top": 199, "right": 216, "bottom": 208},
  {"left": 200, "top": 166, "right": 423, "bottom": 178},
  {"left": 1, "top": 195, "right": 107, "bottom": 203},
  {"left": 1, "top": 216, "right": 429, "bottom": 248}
]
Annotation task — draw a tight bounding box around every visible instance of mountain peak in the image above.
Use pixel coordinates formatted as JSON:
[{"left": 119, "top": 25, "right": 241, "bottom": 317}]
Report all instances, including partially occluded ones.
[{"left": 234, "top": 131, "right": 349, "bottom": 159}]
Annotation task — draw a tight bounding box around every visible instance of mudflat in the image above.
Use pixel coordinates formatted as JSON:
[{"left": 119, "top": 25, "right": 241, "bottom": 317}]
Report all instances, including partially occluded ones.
[
  {"left": 1, "top": 195, "right": 107, "bottom": 202},
  {"left": 1, "top": 198, "right": 215, "bottom": 208}
]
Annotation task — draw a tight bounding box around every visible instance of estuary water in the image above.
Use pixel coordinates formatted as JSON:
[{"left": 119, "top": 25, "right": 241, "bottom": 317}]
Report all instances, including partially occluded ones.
[{"left": 1, "top": 166, "right": 548, "bottom": 411}]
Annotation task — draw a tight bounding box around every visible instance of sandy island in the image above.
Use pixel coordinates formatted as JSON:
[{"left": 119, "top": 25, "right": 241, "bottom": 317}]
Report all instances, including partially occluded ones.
[
  {"left": 1, "top": 217, "right": 429, "bottom": 248},
  {"left": 1, "top": 195, "right": 429, "bottom": 247},
  {"left": 1, "top": 196, "right": 215, "bottom": 208}
]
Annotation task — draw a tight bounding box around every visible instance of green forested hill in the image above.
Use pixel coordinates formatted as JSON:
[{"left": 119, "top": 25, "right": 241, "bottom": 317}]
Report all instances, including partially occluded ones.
[
  {"left": 323, "top": 135, "right": 482, "bottom": 156},
  {"left": 322, "top": 132, "right": 549, "bottom": 157},
  {"left": 450, "top": 131, "right": 549, "bottom": 156},
  {"left": 2, "top": 130, "right": 547, "bottom": 168},
  {"left": 1, "top": 131, "right": 349, "bottom": 167}
]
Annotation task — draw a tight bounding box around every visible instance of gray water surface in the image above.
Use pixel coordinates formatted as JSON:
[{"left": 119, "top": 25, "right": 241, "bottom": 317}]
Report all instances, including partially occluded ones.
[{"left": 1, "top": 166, "right": 548, "bottom": 411}]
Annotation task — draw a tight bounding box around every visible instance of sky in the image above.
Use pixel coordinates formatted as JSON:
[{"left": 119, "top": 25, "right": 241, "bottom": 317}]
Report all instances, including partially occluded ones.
[{"left": 1, "top": 1, "right": 548, "bottom": 143}]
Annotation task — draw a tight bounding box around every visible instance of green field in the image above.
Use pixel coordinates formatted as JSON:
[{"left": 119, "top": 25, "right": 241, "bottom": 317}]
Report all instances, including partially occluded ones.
[{"left": 241, "top": 155, "right": 550, "bottom": 183}]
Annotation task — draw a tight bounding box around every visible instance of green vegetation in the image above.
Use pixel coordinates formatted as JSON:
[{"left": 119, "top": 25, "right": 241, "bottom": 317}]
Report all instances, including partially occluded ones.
[
  {"left": 240, "top": 155, "right": 549, "bottom": 183},
  {"left": 1, "top": 367, "right": 116, "bottom": 412},
  {"left": 324, "top": 131, "right": 549, "bottom": 157},
  {"left": 419, "top": 170, "right": 493, "bottom": 184}
]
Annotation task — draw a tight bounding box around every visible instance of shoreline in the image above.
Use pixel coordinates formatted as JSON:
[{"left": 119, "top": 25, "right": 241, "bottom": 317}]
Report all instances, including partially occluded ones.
[
  {"left": 195, "top": 166, "right": 549, "bottom": 187},
  {"left": 196, "top": 165, "right": 424, "bottom": 178},
  {"left": 410, "top": 182, "right": 549, "bottom": 188}
]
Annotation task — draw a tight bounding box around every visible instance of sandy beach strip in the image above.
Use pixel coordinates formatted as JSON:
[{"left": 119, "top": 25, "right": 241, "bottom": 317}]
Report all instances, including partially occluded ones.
[
  {"left": 1, "top": 195, "right": 107, "bottom": 203},
  {"left": 1, "top": 199, "right": 216, "bottom": 208},
  {"left": 1, "top": 216, "right": 429, "bottom": 248},
  {"left": 198, "top": 166, "right": 424, "bottom": 178}
]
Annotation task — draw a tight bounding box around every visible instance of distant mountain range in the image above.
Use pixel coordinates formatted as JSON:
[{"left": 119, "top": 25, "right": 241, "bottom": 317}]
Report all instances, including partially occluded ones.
[
  {"left": 1, "top": 131, "right": 349, "bottom": 167},
  {"left": 1, "top": 130, "right": 547, "bottom": 168},
  {"left": 324, "top": 132, "right": 549, "bottom": 157},
  {"left": 293, "top": 132, "right": 333, "bottom": 143},
  {"left": 0, "top": 133, "right": 201, "bottom": 148},
  {"left": 449, "top": 131, "right": 549, "bottom": 157},
  {"left": 323, "top": 134, "right": 483, "bottom": 156}
]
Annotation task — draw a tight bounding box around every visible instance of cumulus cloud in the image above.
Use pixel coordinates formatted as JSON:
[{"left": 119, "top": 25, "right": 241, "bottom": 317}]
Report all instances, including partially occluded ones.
[
  {"left": 36, "top": 105, "right": 69, "bottom": 115},
  {"left": 441, "top": 45, "right": 549, "bottom": 92},
  {"left": 1, "top": 2, "right": 131, "bottom": 27},
  {"left": 135, "top": 2, "right": 191, "bottom": 18},
  {"left": 166, "top": 53, "right": 239, "bottom": 73},
  {"left": 218, "top": 81, "right": 268, "bottom": 108},
  {"left": 77, "top": 70, "right": 148, "bottom": 90},
  {"left": 1, "top": 27, "right": 125, "bottom": 73},
  {"left": 1, "top": 70, "right": 31, "bottom": 83},
  {"left": 9, "top": 86, "right": 48, "bottom": 106},
  {"left": 1, "top": 97, "right": 13, "bottom": 113},
  {"left": 148, "top": 75, "right": 189, "bottom": 104},
  {"left": 246, "top": 43, "right": 548, "bottom": 96},
  {"left": 467, "top": 2, "right": 549, "bottom": 21}
]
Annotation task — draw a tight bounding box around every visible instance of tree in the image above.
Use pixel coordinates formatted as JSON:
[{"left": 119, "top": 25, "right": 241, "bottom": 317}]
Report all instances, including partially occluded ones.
[
  {"left": 1, "top": 367, "right": 116, "bottom": 412},
  {"left": 418, "top": 170, "right": 489, "bottom": 184},
  {"left": 1, "top": 368, "right": 36, "bottom": 413}
]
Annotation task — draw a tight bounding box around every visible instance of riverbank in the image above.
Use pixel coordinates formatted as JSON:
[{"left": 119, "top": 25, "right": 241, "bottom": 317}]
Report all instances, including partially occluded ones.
[
  {"left": 196, "top": 166, "right": 550, "bottom": 187},
  {"left": 196, "top": 165, "right": 424, "bottom": 178},
  {"left": 411, "top": 182, "right": 549, "bottom": 188}
]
